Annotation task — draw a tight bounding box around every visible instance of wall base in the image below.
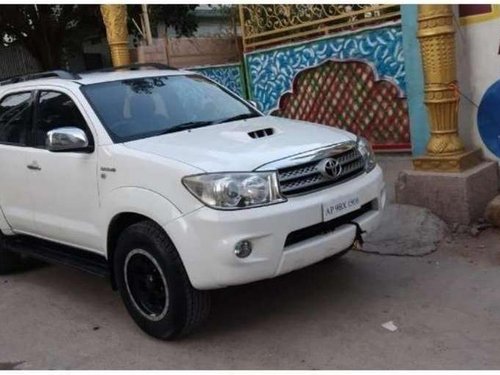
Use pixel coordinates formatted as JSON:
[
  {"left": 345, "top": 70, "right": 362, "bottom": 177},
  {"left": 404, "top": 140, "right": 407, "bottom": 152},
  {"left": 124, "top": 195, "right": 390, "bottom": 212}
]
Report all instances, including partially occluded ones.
[
  {"left": 412, "top": 149, "right": 482, "bottom": 172},
  {"left": 395, "top": 161, "right": 498, "bottom": 225},
  {"left": 485, "top": 195, "right": 500, "bottom": 228}
]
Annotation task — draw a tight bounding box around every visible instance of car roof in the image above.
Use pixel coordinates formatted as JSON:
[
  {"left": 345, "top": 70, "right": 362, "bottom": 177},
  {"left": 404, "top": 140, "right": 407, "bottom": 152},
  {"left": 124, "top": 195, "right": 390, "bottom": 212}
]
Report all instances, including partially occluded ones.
[
  {"left": 78, "top": 68, "right": 192, "bottom": 85},
  {"left": 0, "top": 68, "right": 196, "bottom": 91}
]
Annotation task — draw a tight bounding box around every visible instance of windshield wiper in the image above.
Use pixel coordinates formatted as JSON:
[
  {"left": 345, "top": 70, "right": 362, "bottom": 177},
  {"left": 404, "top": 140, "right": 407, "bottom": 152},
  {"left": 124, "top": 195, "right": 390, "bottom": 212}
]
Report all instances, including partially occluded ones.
[
  {"left": 157, "top": 120, "right": 215, "bottom": 135},
  {"left": 215, "top": 113, "right": 260, "bottom": 124},
  {"left": 156, "top": 113, "right": 260, "bottom": 136}
]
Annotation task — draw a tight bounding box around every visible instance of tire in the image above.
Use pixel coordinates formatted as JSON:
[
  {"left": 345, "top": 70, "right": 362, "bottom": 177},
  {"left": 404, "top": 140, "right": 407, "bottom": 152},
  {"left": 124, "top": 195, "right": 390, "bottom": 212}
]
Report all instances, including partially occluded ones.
[
  {"left": 0, "top": 233, "right": 25, "bottom": 274},
  {"left": 114, "top": 220, "right": 211, "bottom": 340}
]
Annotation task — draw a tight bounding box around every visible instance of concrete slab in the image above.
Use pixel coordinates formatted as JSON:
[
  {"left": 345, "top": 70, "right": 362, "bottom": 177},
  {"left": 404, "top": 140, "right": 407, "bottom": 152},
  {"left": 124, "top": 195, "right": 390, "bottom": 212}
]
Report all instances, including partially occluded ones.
[
  {"left": 395, "top": 161, "right": 499, "bottom": 225},
  {"left": 0, "top": 152, "right": 500, "bottom": 369},
  {"left": 363, "top": 204, "right": 448, "bottom": 256},
  {"left": 376, "top": 154, "right": 413, "bottom": 203},
  {"left": 1, "top": 229, "right": 500, "bottom": 369}
]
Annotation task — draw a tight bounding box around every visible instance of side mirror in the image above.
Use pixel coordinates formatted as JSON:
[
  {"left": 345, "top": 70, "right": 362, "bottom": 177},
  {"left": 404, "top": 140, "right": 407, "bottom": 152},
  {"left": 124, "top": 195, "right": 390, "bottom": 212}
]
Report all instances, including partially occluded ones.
[{"left": 46, "top": 127, "right": 90, "bottom": 152}]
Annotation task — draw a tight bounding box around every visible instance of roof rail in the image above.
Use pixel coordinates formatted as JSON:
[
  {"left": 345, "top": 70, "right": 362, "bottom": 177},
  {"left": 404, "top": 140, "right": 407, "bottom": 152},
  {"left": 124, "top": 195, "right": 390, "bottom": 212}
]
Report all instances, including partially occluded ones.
[
  {"left": 0, "top": 70, "right": 81, "bottom": 87},
  {"left": 86, "top": 63, "right": 178, "bottom": 74}
]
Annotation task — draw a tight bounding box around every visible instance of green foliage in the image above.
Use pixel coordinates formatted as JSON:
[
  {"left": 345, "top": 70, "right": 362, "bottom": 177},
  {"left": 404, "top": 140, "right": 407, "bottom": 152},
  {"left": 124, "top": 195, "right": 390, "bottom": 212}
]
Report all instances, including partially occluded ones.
[
  {"left": 0, "top": 5, "right": 102, "bottom": 70},
  {"left": 128, "top": 5, "right": 198, "bottom": 38},
  {"left": 0, "top": 4, "right": 200, "bottom": 70},
  {"left": 153, "top": 5, "right": 198, "bottom": 37}
]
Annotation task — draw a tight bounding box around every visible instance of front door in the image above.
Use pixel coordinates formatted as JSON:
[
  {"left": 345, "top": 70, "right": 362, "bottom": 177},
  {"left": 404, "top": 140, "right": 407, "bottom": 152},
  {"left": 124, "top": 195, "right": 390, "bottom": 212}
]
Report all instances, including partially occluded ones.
[
  {"left": 26, "top": 90, "right": 101, "bottom": 251},
  {"left": 0, "top": 91, "right": 35, "bottom": 233}
]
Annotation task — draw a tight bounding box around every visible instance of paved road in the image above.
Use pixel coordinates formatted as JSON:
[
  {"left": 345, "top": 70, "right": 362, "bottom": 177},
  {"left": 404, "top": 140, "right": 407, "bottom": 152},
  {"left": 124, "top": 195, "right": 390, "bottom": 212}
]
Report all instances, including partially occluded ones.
[
  {"left": 2, "top": 156, "right": 500, "bottom": 369},
  {"left": 1, "top": 228, "right": 500, "bottom": 370}
]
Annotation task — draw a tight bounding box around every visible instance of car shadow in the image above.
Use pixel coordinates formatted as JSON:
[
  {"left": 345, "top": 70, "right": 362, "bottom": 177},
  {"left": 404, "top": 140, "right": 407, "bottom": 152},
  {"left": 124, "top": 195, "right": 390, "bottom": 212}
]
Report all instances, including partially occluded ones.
[
  {"left": 5, "top": 252, "right": 375, "bottom": 341},
  {"left": 195, "top": 254, "right": 371, "bottom": 338}
]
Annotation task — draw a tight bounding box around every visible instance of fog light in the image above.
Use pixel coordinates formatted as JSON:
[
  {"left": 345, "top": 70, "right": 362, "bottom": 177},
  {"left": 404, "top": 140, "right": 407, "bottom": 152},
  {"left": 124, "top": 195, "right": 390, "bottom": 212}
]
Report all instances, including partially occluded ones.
[{"left": 234, "top": 240, "right": 252, "bottom": 258}]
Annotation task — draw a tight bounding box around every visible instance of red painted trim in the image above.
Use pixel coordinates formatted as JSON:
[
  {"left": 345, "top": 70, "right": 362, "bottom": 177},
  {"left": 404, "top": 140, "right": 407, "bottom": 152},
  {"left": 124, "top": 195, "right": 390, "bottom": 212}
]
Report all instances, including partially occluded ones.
[
  {"left": 458, "top": 4, "right": 492, "bottom": 18},
  {"left": 373, "top": 143, "right": 411, "bottom": 151}
]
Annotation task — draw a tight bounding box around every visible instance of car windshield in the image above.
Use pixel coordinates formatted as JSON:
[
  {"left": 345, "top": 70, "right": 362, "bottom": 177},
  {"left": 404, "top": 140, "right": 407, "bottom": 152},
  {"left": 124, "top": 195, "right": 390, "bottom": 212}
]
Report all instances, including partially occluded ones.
[{"left": 81, "top": 74, "right": 260, "bottom": 143}]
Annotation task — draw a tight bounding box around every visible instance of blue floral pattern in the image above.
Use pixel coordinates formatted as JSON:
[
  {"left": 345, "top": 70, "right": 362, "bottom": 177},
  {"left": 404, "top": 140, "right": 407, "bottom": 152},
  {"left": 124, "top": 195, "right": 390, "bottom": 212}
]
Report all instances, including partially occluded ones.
[
  {"left": 244, "top": 24, "right": 405, "bottom": 113},
  {"left": 193, "top": 64, "right": 245, "bottom": 98}
]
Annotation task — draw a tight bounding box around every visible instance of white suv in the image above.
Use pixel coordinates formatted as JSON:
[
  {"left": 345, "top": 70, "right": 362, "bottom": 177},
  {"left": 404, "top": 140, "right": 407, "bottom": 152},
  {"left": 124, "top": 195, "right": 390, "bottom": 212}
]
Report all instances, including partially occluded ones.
[{"left": 0, "top": 64, "right": 385, "bottom": 339}]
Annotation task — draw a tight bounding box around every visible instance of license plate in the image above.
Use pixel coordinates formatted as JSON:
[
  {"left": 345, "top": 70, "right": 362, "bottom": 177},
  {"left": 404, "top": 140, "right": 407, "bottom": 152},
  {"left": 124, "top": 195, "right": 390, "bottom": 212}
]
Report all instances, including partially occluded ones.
[{"left": 322, "top": 195, "right": 361, "bottom": 222}]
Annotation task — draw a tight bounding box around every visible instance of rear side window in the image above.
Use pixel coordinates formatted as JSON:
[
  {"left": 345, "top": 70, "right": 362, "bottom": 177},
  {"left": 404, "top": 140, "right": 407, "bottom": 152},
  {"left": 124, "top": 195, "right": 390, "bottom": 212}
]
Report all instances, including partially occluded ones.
[
  {"left": 0, "top": 92, "right": 32, "bottom": 146},
  {"left": 35, "top": 91, "right": 90, "bottom": 147}
]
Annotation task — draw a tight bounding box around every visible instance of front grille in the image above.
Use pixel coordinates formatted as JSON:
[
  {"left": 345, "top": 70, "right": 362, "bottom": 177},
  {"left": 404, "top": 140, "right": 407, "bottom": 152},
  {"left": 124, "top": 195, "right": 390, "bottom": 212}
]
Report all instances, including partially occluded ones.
[
  {"left": 277, "top": 147, "right": 365, "bottom": 196},
  {"left": 284, "top": 201, "right": 373, "bottom": 248}
]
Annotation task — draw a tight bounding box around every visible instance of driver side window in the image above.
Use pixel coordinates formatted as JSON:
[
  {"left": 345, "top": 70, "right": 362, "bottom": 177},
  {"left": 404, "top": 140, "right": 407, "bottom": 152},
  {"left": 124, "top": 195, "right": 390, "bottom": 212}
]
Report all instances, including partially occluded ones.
[
  {"left": 35, "top": 91, "right": 91, "bottom": 148},
  {"left": 0, "top": 92, "right": 33, "bottom": 146}
]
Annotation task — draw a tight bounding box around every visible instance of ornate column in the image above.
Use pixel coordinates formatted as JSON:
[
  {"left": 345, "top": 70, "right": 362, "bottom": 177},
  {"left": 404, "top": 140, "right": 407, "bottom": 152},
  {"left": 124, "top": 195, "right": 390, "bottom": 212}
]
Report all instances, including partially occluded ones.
[
  {"left": 413, "top": 4, "right": 481, "bottom": 172},
  {"left": 100, "top": 4, "right": 131, "bottom": 67}
]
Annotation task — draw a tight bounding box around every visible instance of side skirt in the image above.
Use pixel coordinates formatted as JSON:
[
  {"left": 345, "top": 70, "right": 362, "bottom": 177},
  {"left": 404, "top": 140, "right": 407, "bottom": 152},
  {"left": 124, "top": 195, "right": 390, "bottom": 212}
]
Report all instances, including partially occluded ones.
[{"left": 4, "top": 234, "right": 110, "bottom": 278}]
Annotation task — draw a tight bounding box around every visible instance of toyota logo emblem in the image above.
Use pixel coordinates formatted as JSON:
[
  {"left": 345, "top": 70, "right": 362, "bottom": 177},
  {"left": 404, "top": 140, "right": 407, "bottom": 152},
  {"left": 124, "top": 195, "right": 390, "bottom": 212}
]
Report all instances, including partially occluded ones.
[{"left": 318, "top": 158, "right": 342, "bottom": 180}]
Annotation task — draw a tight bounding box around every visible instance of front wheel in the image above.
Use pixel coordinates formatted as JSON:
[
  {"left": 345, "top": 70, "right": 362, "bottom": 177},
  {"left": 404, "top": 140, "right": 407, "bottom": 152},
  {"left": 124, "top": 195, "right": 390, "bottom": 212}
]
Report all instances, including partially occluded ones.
[{"left": 114, "top": 221, "right": 211, "bottom": 340}]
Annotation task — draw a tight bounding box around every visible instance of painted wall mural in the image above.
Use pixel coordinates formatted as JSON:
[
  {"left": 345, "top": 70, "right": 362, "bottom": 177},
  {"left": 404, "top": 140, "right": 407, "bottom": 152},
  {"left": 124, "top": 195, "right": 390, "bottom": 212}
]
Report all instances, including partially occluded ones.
[
  {"left": 193, "top": 63, "right": 246, "bottom": 98},
  {"left": 245, "top": 23, "right": 405, "bottom": 114},
  {"left": 244, "top": 23, "right": 409, "bottom": 150},
  {"left": 272, "top": 60, "right": 410, "bottom": 149}
]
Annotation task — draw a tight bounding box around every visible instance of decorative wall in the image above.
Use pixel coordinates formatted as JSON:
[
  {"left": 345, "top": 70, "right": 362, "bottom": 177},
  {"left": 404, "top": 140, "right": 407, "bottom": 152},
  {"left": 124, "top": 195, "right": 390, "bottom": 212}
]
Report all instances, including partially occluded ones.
[
  {"left": 272, "top": 60, "right": 410, "bottom": 149},
  {"left": 245, "top": 24, "right": 405, "bottom": 113},
  {"left": 239, "top": 4, "right": 401, "bottom": 51},
  {"left": 192, "top": 63, "right": 246, "bottom": 98},
  {"left": 244, "top": 23, "right": 410, "bottom": 150}
]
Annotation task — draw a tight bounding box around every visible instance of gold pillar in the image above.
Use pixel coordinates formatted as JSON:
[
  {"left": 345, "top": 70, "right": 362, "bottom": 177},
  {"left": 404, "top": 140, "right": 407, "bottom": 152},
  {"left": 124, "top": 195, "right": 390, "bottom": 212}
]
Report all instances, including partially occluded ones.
[
  {"left": 413, "top": 5, "right": 481, "bottom": 172},
  {"left": 101, "top": 4, "right": 131, "bottom": 67}
]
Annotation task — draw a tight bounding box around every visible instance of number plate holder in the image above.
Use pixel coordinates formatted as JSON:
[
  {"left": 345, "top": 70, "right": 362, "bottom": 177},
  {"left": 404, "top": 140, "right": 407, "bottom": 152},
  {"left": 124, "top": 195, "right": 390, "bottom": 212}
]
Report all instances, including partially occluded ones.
[{"left": 322, "top": 195, "right": 361, "bottom": 222}]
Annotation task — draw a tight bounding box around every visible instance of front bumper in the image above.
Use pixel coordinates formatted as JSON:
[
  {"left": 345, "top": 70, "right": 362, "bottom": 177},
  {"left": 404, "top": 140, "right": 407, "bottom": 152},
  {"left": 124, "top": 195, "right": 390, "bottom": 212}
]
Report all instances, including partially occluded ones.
[{"left": 165, "top": 165, "right": 386, "bottom": 290}]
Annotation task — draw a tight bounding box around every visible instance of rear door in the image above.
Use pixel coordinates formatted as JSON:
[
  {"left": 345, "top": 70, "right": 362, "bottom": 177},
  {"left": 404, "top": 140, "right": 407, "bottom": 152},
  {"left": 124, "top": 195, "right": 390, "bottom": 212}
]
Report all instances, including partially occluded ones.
[{"left": 0, "top": 91, "right": 35, "bottom": 232}]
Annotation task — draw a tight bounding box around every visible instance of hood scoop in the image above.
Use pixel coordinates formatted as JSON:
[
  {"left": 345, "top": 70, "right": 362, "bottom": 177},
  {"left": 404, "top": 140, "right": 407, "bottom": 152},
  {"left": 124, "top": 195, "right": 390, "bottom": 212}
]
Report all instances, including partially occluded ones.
[{"left": 248, "top": 128, "right": 275, "bottom": 139}]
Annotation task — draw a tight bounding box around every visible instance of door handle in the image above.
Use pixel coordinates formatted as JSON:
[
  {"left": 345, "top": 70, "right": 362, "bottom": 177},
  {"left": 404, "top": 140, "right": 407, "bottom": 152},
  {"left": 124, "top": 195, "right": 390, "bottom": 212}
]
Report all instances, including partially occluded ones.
[{"left": 27, "top": 162, "right": 41, "bottom": 171}]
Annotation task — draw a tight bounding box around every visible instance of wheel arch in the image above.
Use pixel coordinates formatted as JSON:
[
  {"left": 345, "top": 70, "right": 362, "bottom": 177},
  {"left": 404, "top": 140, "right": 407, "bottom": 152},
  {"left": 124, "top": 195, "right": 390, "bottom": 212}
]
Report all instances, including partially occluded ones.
[
  {"left": 107, "top": 212, "right": 178, "bottom": 290},
  {"left": 103, "top": 187, "right": 184, "bottom": 289},
  {"left": 0, "top": 205, "right": 14, "bottom": 235}
]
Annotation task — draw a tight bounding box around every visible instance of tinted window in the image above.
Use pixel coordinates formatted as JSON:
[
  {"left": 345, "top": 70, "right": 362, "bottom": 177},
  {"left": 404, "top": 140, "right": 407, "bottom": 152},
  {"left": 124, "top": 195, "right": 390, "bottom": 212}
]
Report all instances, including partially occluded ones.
[
  {"left": 0, "top": 92, "right": 32, "bottom": 145},
  {"left": 35, "top": 91, "right": 90, "bottom": 147},
  {"left": 82, "top": 75, "right": 259, "bottom": 143}
]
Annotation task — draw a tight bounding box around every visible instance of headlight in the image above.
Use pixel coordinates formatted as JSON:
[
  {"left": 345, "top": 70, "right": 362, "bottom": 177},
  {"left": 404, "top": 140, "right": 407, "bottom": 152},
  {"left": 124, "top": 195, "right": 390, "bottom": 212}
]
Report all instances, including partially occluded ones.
[
  {"left": 357, "top": 136, "right": 376, "bottom": 172},
  {"left": 182, "top": 172, "right": 286, "bottom": 210}
]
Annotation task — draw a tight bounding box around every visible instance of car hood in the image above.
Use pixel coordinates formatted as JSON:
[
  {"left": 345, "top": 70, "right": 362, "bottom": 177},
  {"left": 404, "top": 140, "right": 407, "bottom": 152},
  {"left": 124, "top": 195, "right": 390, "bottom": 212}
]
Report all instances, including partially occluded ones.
[{"left": 123, "top": 116, "right": 356, "bottom": 172}]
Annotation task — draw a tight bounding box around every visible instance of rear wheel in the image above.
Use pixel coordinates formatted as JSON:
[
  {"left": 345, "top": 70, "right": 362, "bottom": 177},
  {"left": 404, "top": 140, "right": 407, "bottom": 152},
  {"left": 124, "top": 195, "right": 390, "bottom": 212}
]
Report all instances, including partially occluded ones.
[
  {"left": 114, "top": 221, "right": 211, "bottom": 340},
  {"left": 0, "top": 233, "right": 25, "bottom": 274}
]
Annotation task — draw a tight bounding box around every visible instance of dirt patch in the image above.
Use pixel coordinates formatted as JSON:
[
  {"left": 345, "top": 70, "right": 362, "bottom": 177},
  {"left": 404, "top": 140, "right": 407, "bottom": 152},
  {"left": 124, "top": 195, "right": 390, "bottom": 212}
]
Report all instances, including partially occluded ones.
[
  {"left": 440, "top": 228, "right": 500, "bottom": 267},
  {"left": 363, "top": 204, "right": 448, "bottom": 256}
]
